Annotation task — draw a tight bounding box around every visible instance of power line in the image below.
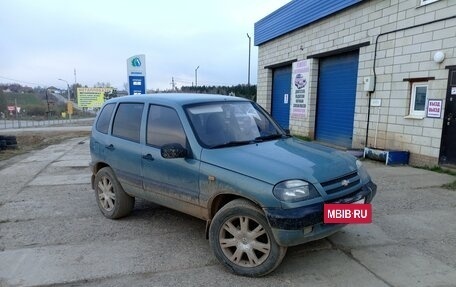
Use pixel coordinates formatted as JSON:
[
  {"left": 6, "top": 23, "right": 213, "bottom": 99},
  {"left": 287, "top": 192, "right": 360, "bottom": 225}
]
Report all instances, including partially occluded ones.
[
  {"left": 173, "top": 77, "right": 193, "bottom": 84},
  {"left": 0, "top": 75, "right": 47, "bottom": 87},
  {"left": 173, "top": 77, "right": 240, "bottom": 87}
]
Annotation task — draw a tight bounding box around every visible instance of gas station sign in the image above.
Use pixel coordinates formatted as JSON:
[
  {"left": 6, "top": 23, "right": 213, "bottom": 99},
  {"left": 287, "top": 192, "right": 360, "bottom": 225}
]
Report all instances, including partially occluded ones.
[{"left": 127, "top": 54, "right": 146, "bottom": 95}]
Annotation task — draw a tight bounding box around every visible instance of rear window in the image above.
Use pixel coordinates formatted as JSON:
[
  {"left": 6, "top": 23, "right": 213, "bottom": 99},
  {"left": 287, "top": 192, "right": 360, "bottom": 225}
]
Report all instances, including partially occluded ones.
[
  {"left": 112, "top": 103, "right": 144, "bottom": 142},
  {"left": 96, "top": 103, "right": 115, "bottom": 134}
]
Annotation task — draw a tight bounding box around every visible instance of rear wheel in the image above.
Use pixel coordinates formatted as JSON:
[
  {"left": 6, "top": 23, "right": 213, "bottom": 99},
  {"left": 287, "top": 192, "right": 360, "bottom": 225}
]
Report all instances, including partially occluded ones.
[
  {"left": 209, "top": 199, "right": 287, "bottom": 277},
  {"left": 94, "top": 167, "right": 134, "bottom": 219}
]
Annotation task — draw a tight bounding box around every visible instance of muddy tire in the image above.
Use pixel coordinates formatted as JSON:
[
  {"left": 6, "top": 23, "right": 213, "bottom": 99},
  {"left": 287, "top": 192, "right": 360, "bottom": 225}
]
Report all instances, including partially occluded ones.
[
  {"left": 94, "top": 167, "right": 135, "bottom": 219},
  {"left": 209, "top": 199, "right": 287, "bottom": 277}
]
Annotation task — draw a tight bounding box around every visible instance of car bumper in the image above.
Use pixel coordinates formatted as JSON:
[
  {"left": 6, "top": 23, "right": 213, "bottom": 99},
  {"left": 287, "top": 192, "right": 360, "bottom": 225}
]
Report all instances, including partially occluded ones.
[{"left": 264, "top": 180, "right": 377, "bottom": 246}]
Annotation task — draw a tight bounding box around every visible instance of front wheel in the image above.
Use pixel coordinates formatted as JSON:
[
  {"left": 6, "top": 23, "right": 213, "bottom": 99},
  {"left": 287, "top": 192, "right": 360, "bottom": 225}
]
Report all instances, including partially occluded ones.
[{"left": 209, "top": 199, "right": 287, "bottom": 277}]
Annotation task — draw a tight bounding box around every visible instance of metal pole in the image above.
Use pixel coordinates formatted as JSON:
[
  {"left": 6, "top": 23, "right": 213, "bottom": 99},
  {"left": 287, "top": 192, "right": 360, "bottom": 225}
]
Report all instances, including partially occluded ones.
[
  {"left": 195, "top": 66, "right": 200, "bottom": 87},
  {"left": 14, "top": 96, "right": 18, "bottom": 128},
  {"left": 247, "top": 33, "right": 251, "bottom": 86},
  {"left": 66, "top": 83, "right": 71, "bottom": 121},
  {"left": 45, "top": 88, "right": 51, "bottom": 120},
  {"left": 58, "top": 78, "right": 72, "bottom": 120}
]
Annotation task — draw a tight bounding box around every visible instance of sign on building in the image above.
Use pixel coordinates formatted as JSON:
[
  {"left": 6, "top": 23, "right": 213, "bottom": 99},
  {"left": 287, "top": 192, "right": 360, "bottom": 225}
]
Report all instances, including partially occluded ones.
[
  {"left": 127, "top": 54, "right": 146, "bottom": 95},
  {"left": 77, "top": 87, "right": 113, "bottom": 108},
  {"left": 427, "top": 99, "right": 442, "bottom": 118},
  {"left": 291, "top": 60, "right": 310, "bottom": 118}
]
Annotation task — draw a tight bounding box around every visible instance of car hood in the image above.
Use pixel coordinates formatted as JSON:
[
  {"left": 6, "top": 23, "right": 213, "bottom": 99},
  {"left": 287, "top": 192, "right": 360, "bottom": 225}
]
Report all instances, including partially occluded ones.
[{"left": 200, "top": 137, "right": 358, "bottom": 185}]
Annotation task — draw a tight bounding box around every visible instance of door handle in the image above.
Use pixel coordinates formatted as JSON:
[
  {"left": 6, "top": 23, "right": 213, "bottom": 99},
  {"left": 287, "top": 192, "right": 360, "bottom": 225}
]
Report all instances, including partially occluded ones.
[
  {"left": 105, "top": 144, "right": 115, "bottom": 150},
  {"left": 142, "top": 154, "right": 154, "bottom": 161}
]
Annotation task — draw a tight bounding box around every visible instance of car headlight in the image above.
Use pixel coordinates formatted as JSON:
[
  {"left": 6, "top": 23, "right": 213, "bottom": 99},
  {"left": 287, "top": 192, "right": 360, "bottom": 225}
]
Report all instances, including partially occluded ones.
[
  {"left": 273, "top": 180, "right": 320, "bottom": 202},
  {"left": 356, "top": 160, "right": 371, "bottom": 183}
]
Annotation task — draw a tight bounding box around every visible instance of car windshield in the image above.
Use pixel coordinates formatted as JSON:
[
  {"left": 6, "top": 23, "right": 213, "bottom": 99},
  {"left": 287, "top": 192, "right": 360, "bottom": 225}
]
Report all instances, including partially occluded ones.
[{"left": 186, "top": 101, "right": 285, "bottom": 148}]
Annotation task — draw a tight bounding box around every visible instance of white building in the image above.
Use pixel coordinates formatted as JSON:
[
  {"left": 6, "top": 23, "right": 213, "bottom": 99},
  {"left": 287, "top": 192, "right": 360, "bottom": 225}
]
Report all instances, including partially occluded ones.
[{"left": 254, "top": 0, "right": 456, "bottom": 167}]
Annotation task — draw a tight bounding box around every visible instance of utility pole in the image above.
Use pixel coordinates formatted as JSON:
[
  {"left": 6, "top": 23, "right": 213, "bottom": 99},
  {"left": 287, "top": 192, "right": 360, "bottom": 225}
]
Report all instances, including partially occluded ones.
[
  {"left": 170, "top": 77, "right": 176, "bottom": 91},
  {"left": 14, "top": 97, "right": 17, "bottom": 119},
  {"left": 45, "top": 88, "right": 51, "bottom": 120},
  {"left": 247, "top": 33, "right": 251, "bottom": 86},
  {"left": 73, "top": 69, "right": 77, "bottom": 108}
]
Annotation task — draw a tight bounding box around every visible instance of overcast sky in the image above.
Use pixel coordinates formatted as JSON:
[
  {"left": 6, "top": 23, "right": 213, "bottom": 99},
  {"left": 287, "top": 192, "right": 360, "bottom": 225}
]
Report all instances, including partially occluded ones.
[{"left": 0, "top": 0, "right": 290, "bottom": 91}]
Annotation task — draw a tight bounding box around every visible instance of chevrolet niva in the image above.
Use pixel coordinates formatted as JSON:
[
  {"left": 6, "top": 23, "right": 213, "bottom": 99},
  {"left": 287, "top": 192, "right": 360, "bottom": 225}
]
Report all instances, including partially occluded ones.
[{"left": 90, "top": 93, "right": 376, "bottom": 277}]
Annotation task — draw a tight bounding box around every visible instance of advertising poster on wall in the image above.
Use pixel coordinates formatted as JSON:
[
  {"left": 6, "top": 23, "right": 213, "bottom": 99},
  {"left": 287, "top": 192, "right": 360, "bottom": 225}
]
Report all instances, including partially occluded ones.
[{"left": 291, "top": 60, "right": 310, "bottom": 119}]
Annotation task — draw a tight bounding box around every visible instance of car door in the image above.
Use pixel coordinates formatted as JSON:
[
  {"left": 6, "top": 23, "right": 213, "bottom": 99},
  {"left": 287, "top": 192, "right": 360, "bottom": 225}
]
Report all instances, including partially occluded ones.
[
  {"left": 141, "top": 104, "right": 201, "bottom": 210},
  {"left": 107, "top": 102, "right": 144, "bottom": 195}
]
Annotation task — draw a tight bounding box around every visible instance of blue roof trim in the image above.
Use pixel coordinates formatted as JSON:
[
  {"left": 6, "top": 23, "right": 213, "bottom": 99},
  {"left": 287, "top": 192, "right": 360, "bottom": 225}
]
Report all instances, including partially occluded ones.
[{"left": 254, "top": 0, "right": 364, "bottom": 46}]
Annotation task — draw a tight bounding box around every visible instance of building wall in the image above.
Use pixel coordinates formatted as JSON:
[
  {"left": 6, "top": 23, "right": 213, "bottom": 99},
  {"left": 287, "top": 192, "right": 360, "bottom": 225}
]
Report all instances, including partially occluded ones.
[{"left": 256, "top": 0, "right": 456, "bottom": 166}]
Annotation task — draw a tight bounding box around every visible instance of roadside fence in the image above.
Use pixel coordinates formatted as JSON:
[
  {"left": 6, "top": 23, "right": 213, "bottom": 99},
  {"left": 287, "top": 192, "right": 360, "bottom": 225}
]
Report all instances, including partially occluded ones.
[{"left": 0, "top": 118, "right": 94, "bottom": 130}]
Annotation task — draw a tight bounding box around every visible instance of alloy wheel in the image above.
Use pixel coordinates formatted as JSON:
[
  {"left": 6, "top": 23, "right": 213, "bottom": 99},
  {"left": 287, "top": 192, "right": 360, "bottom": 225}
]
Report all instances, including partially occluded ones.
[{"left": 219, "top": 215, "right": 271, "bottom": 267}]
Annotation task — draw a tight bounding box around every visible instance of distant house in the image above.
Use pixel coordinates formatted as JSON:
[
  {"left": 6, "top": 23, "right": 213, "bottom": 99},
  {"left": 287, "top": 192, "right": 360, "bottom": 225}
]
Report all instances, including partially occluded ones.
[{"left": 254, "top": 0, "right": 456, "bottom": 166}]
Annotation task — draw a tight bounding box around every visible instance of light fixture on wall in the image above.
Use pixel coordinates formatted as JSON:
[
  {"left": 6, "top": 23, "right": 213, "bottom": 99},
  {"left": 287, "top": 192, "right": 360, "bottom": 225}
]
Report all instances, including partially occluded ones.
[{"left": 433, "top": 51, "right": 445, "bottom": 63}]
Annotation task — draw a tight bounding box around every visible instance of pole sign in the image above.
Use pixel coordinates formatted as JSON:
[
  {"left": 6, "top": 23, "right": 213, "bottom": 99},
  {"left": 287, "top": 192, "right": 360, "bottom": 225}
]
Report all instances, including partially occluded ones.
[{"left": 127, "top": 54, "right": 146, "bottom": 95}]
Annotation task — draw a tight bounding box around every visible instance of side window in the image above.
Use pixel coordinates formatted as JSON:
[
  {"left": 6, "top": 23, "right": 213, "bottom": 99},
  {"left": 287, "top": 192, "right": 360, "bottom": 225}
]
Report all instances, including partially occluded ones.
[
  {"left": 147, "top": 105, "right": 186, "bottom": 148},
  {"left": 112, "top": 103, "right": 144, "bottom": 142},
  {"left": 96, "top": 103, "right": 115, "bottom": 134},
  {"left": 409, "top": 83, "right": 428, "bottom": 117}
]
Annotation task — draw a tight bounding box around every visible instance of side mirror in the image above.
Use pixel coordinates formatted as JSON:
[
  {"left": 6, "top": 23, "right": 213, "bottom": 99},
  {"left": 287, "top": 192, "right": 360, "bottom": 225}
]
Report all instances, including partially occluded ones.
[
  {"left": 161, "top": 143, "right": 187, "bottom": 159},
  {"left": 284, "top": 129, "right": 291, "bottom": 135}
]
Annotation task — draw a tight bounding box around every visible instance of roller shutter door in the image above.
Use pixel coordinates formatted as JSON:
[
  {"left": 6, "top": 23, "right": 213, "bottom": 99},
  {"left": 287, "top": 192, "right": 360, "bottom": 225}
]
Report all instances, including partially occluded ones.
[
  {"left": 271, "top": 66, "right": 292, "bottom": 129},
  {"left": 316, "top": 51, "right": 359, "bottom": 148}
]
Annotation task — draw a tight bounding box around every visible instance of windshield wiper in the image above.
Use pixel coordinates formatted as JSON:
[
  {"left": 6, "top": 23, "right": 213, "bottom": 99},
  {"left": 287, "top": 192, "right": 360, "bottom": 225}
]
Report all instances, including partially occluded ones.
[
  {"left": 210, "top": 140, "right": 253, "bottom": 149},
  {"left": 254, "top": 134, "right": 285, "bottom": 142},
  {"left": 209, "top": 134, "right": 286, "bottom": 148}
]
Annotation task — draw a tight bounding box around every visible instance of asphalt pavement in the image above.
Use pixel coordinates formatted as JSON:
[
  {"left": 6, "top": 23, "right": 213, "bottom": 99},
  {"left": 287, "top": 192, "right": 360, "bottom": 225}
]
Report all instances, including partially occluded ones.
[{"left": 0, "top": 136, "right": 455, "bottom": 286}]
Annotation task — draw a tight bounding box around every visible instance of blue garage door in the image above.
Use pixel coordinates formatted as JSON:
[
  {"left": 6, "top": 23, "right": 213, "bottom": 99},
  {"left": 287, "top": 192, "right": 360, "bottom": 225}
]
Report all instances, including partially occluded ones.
[
  {"left": 316, "top": 51, "right": 359, "bottom": 148},
  {"left": 272, "top": 66, "right": 292, "bottom": 129}
]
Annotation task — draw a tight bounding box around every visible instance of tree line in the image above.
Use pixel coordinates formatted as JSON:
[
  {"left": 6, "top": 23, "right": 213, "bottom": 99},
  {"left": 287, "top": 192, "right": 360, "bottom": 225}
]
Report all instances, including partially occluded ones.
[
  {"left": 180, "top": 84, "right": 257, "bottom": 101},
  {"left": 1, "top": 83, "right": 258, "bottom": 118}
]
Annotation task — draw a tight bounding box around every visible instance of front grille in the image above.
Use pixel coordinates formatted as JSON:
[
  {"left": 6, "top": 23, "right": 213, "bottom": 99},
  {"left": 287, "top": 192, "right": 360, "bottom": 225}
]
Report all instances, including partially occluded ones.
[
  {"left": 328, "top": 188, "right": 363, "bottom": 203},
  {"left": 320, "top": 171, "right": 360, "bottom": 195}
]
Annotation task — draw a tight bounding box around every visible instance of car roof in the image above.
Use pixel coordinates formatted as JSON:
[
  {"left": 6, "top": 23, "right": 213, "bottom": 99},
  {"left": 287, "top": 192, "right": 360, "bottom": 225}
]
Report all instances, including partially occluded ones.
[{"left": 104, "top": 93, "right": 250, "bottom": 106}]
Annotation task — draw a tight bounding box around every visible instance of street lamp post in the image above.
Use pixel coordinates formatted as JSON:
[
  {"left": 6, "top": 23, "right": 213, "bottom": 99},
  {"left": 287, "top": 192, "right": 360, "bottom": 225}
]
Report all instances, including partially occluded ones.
[
  {"left": 45, "top": 88, "right": 51, "bottom": 120},
  {"left": 195, "top": 66, "right": 200, "bottom": 87},
  {"left": 58, "top": 78, "right": 72, "bottom": 120},
  {"left": 247, "top": 33, "right": 251, "bottom": 86}
]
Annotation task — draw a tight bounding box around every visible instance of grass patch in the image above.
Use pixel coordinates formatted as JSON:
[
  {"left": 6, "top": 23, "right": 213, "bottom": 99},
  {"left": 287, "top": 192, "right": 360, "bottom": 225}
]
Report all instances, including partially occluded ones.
[
  {"left": 442, "top": 180, "right": 456, "bottom": 190},
  {"left": 416, "top": 165, "right": 456, "bottom": 190},
  {"left": 418, "top": 165, "right": 456, "bottom": 176}
]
